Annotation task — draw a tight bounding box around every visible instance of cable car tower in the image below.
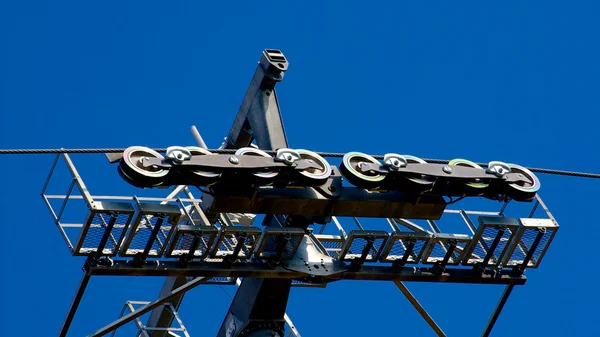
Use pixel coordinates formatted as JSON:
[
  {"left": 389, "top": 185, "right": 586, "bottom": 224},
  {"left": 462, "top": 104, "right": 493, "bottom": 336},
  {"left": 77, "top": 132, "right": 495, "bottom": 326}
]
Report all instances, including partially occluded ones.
[{"left": 38, "top": 49, "right": 559, "bottom": 337}]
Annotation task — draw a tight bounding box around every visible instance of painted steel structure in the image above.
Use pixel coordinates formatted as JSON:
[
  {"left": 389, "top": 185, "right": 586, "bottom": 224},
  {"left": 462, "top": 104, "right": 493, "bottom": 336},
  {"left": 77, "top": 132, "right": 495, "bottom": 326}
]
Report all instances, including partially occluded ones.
[{"left": 38, "top": 49, "right": 559, "bottom": 337}]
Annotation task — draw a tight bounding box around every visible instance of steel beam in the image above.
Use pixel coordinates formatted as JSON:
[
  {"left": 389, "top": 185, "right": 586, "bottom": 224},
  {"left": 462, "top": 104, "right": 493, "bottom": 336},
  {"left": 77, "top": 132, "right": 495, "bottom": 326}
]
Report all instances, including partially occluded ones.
[
  {"left": 149, "top": 49, "right": 292, "bottom": 337},
  {"left": 225, "top": 49, "right": 288, "bottom": 150},
  {"left": 216, "top": 49, "right": 298, "bottom": 337},
  {"left": 394, "top": 280, "right": 446, "bottom": 337},
  {"left": 59, "top": 271, "right": 91, "bottom": 337},
  {"left": 88, "top": 277, "right": 208, "bottom": 337},
  {"left": 481, "top": 284, "right": 515, "bottom": 337},
  {"left": 145, "top": 276, "right": 189, "bottom": 336},
  {"left": 209, "top": 186, "right": 447, "bottom": 219},
  {"left": 86, "top": 261, "right": 527, "bottom": 285}
]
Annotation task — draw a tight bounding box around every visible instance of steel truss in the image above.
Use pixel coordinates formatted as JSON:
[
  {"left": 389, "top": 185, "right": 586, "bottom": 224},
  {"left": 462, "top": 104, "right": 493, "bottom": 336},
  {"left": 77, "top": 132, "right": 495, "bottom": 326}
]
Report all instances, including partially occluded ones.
[{"left": 41, "top": 49, "right": 559, "bottom": 337}]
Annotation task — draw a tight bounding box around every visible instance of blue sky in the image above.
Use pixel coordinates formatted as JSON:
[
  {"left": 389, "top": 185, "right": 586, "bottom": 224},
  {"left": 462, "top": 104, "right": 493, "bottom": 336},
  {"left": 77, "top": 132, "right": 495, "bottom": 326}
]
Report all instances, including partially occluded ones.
[{"left": 1, "top": 1, "right": 599, "bottom": 336}]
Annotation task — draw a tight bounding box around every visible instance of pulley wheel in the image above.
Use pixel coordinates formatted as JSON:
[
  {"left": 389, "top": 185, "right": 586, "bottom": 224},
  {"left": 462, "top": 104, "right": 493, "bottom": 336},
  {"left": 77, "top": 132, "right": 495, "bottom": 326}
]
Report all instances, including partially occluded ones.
[
  {"left": 182, "top": 146, "right": 221, "bottom": 186},
  {"left": 506, "top": 164, "right": 540, "bottom": 201},
  {"left": 119, "top": 146, "right": 169, "bottom": 187},
  {"left": 295, "top": 149, "right": 332, "bottom": 186},
  {"left": 340, "top": 152, "right": 386, "bottom": 189},
  {"left": 448, "top": 158, "right": 489, "bottom": 192},
  {"left": 402, "top": 155, "right": 435, "bottom": 190},
  {"left": 235, "top": 147, "right": 278, "bottom": 182}
]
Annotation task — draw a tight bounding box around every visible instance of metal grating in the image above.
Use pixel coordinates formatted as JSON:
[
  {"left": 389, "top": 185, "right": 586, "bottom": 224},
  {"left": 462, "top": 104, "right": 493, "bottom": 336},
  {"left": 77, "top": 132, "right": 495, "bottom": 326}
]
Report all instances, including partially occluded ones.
[
  {"left": 421, "top": 233, "right": 472, "bottom": 265},
  {"left": 379, "top": 232, "right": 432, "bottom": 264},
  {"left": 78, "top": 213, "right": 131, "bottom": 255},
  {"left": 291, "top": 279, "right": 327, "bottom": 288},
  {"left": 165, "top": 225, "right": 219, "bottom": 259},
  {"left": 502, "top": 218, "right": 558, "bottom": 268},
  {"left": 255, "top": 228, "right": 305, "bottom": 260},
  {"left": 318, "top": 238, "right": 344, "bottom": 259},
  {"left": 339, "top": 230, "right": 389, "bottom": 262},
  {"left": 120, "top": 203, "right": 181, "bottom": 258},
  {"left": 74, "top": 201, "right": 135, "bottom": 257},
  {"left": 462, "top": 217, "right": 520, "bottom": 266},
  {"left": 464, "top": 226, "right": 513, "bottom": 265},
  {"left": 211, "top": 227, "right": 263, "bottom": 260},
  {"left": 204, "top": 277, "right": 238, "bottom": 285}
]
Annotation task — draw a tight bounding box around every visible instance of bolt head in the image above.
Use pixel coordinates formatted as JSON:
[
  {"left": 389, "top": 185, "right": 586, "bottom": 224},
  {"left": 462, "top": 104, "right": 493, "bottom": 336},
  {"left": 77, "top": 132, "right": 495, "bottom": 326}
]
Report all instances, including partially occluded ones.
[
  {"left": 283, "top": 153, "right": 294, "bottom": 164},
  {"left": 443, "top": 165, "right": 452, "bottom": 174},
  {"left": 228, "top": 156, "right": 239, "bottom": 164}
]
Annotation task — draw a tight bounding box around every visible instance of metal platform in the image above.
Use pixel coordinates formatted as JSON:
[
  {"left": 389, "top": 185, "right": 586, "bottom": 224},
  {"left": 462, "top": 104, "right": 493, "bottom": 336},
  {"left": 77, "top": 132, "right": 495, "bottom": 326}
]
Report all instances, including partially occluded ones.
[
  {"left": 42, "top": 152, "right": 558, "bottom": 272},
  {"left": 39, "top": 49, "right": 560, "bottom": 337}
]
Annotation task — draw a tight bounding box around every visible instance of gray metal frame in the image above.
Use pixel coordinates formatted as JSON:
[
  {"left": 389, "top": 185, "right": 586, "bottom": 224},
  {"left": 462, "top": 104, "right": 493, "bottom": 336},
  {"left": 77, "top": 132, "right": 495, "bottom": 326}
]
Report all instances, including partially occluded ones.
[
  {"left": 85, "top": 259, "right": 527, "bottom": 284},
  {"left": 165, "top": 224, "right": 220, "bottom": 259},
  {"left": 501, "top": 218, "right": 558, "bottom": 268},
  {"left": 89, "top": 277, "right": 208, "bottom": 336},
  {"left": 210, "top": 226, "right": 263, "bottom": 260},
  {"left": 421, "top": 233, "right": 473, "bottom": 265},
  {"left": 73, "top": 201, "right": 135, "bottom": 256},
  {"left": 338, "top": 230, "right": 390, "bottom": 262},
  {"left": 41, "top": 49, "right": 562, "bottom": 337},
  {"left": 110, "top": 301, "right": 191, "bottom": 337},
  {"left": 461, "top": 216, "right": 520, "bottom": 267},
  {"left": 119, "top": 203, "right": 182, "bottom": 258},
  {"left": 254, "top": 227, "right": 306, "bottom": 260},
  {"left": 379, "top": 231, "right": 433, "bottom": 264}
]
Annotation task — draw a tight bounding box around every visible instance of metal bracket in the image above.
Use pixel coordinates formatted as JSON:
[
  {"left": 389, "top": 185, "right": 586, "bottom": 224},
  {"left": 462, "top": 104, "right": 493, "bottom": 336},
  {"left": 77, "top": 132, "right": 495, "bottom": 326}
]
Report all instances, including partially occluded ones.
[
  {"left": 284, "top": 235, "right": 347, "bottom": 278},
  {"left": 142, "top": 154, "right": 320, "bottom": 171},
  {"left": 358, "top": 162, "right": 532, "bottom": 185}
]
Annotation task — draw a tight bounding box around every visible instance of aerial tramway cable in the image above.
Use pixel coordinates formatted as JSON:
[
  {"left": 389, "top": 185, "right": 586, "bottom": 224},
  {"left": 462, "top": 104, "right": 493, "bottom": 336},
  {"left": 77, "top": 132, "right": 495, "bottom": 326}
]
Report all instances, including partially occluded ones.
[{"left": 0, "top": 147, "right": 598, "bottom": 179}]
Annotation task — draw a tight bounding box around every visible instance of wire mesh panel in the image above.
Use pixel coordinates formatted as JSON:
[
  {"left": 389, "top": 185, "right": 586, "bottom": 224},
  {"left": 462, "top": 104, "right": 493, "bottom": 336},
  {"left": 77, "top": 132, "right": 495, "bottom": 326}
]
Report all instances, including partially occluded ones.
[
  {"left": 291, "top": 279, "right": 327, "bottom": 288},
  {"left": 421, "top": 233, "right": 472, "bottom": 265},
  {"left": 210, "top": 226, "right": 263, "bottom": 260},
  {"left": 254, "top": 227, "right": 305, "bottom": 260},
  {"left": 462, "top": 216, "right": 519, "bottom": 266},
  {"left": 379, "top": 232, "right": 432, "bottom": 264},
  {"left": 120, "top": 203, "right": 182, "bottom": 258},
  {"left": 165, "top": 225, "right": 219, "bottom": 259},
  {"left": 203, "top": 277, "right": 238, "bottom": 285},
  {"left": 501, "top": 218, "right": 558, "bottom": 268},
  {"left": 339, "top": 230, "right": 389, "bottom": 262},
  {"left": 73, "top": 201, "right": 135, "bottom": 256},
  {"left": 313, "top": 235, "right": 345, "bottom": 259}
]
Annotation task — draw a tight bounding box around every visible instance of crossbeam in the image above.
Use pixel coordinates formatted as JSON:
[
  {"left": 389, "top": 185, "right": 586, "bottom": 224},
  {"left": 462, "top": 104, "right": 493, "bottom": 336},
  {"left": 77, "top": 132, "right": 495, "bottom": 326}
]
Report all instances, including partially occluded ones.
[
  {"left": 209, "top": 186, "right": 447, "bottom": 218},
  {"left": 86, "top": 261, "right": 527, "bottom": 285}
]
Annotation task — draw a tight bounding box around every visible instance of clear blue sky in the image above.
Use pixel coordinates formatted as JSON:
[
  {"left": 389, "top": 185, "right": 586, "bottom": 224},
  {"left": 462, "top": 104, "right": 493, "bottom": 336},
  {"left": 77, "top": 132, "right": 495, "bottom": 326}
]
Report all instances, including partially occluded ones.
[{"left": 1, "top": 2, "right": 599, "bottom": 336}]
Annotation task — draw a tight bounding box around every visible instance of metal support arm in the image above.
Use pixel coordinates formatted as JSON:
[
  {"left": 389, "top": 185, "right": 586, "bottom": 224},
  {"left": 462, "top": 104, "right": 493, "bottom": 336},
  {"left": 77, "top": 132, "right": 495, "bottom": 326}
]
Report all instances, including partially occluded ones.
[
  {"left": 394, "top": 280, "right": 446, "bottom": 337},
  {"left": 225, "top": 49, "right": 289, "bottom": 151},
  {"left": 88, "top": 277, "right": 208, "bottom": 336}
]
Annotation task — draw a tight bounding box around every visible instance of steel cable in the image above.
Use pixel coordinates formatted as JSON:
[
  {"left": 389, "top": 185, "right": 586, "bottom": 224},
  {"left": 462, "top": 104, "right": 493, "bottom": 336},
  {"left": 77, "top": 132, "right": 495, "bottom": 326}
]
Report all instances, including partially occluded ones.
[{"left": 1, "top": 147, "right": 599, "bottom": 179}]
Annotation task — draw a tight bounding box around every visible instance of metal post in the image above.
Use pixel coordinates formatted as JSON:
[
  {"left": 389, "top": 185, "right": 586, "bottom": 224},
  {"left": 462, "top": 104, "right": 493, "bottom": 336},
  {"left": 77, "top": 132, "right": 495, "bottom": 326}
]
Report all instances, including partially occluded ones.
[
  {"left": 481, "top": 284, "right": 515, "bottom": 337},
  {"left": 59, "top": 271, "right": 91, "bottom": 337},
  {"left": 512, "top": 229, "right": 545, "bottom": 276},
  {"left": 395, "top": 238, "right": 416, "bottom": 268},
  {"left": 393, "top": 280, "right": 446, "bottom": 337},
  {"left": 478, "top": 227, "right": 506, "bottom": 270},
  {"left": 94, "top": 213, "right": 118, "bottom": 260},
  {"left": 141, "top": 215, "right": 165, "bottom": 259},
  {"left": 149, "top": 49, "right": 294, "bottom": 337},
  {"left": 190, "top": 125, "right": 208, "bottom": 149}
]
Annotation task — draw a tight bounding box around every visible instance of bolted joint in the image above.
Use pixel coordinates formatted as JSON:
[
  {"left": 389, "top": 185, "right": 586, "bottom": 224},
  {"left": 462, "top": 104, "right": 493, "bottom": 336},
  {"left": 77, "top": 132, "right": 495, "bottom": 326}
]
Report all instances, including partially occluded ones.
[
  {"left": 275, "top": 148, "right": 301, "bottom": 165},
  {"left": 166, "top": 146, "right": 192, "bottom": 164},
  {"left": 383, "top": 153, "right": 408, "bottom": 171},
  {"left": 487, "top": 161, "right": 511, "bottom": 177}
]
